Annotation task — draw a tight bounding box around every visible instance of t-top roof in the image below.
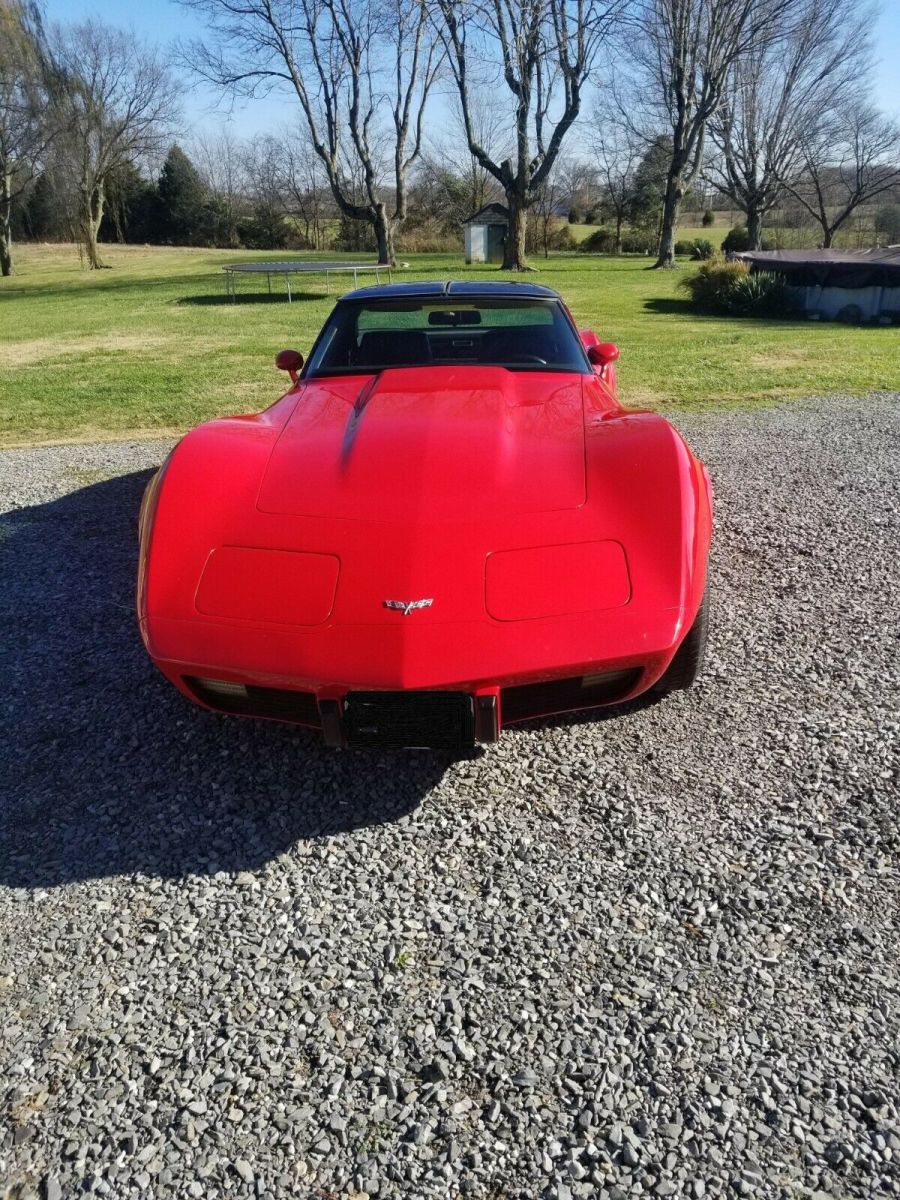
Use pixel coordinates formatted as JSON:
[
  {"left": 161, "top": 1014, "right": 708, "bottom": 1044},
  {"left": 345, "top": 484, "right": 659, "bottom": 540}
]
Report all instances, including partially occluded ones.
[{"left": 340, "top": 279, "right": 562, "bottom": 302}]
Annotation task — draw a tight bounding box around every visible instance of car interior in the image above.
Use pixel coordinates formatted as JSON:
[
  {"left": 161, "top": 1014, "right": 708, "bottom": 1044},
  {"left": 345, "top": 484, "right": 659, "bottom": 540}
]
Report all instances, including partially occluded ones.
[{"left": 306, "top": 300, "right": 590, "bottom": 374}]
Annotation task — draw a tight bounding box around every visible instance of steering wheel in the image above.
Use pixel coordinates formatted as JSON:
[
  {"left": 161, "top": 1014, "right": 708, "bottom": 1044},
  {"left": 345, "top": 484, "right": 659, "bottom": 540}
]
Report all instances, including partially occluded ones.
[{"left": 507, "top": 353, "right": 547, "bottom": 365}]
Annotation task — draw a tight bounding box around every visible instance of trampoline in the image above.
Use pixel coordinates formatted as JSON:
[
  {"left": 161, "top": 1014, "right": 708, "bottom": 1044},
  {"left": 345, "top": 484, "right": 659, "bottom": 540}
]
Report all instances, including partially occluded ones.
[{"left": 222, "top": 260, "right": 394, "bottom": 302}]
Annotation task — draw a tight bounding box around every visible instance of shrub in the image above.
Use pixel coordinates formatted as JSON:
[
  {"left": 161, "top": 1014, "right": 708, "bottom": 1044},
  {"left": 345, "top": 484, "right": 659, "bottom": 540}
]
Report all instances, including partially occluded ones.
[
  {"left": 577, "top": 227, "right": 615, "bottom": 253},
  {"left": 728, "top": 271, "right": 798, "bottom": 316},
  {"left": 679, "top": 257, "right": 749, "bottom": 310},
  {"left": 568, "top": 206, "right": 581, "bottom": 224},
  {"left": 702, "top": 208, "right": 715, "bottom": 227},
  {"left": 236, "top": 211, "right": 290, "bottom": 250},
  {"left": 680, "top": 256, "right": 799, "bottom": 316},
  {"left": 549, "top": 224, "right": 574, "bottom": 251},
  {"left": 396, "top": 222, "right": 456, "bottom": 253},
  {"left": 875, "top": 203, "right": 900, "bottom": 244},
  {"left": 836, "top": 303, "right": 863, "bottom": 324},
  {"left": 621, "top": 231, "right": 657, "bottom": 254},
  {"left": 674, "top": 237, "right": 715, "bottom": 259},
  {"left": 577, "top": 228, "right": 660, "bottom": 254},
  {"left": 721, "top": 225, "right": 751, "bottom": 252},
  {"left": 721, "top": 225, "right": 777, "bottom": 253}
]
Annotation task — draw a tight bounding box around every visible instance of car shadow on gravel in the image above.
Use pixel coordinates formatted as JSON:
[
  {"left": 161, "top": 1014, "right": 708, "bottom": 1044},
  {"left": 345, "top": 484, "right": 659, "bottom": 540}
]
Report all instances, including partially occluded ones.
[{"left": 0, "top": 471, "right": 449, "bottom": 889}]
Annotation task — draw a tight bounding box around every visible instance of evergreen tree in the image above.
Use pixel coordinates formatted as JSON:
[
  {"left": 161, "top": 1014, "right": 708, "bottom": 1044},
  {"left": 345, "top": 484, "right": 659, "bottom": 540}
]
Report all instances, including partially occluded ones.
[
  {"left": 237, "top": 202, "right": 289, "bottom": 250},
  {"left": 99, "top": 161, "right": 157, "bottom": 243},
  {"left": 157, "top": 145, "right": 208, "bottom": 245},
  {"left": 21, "top": 172, "right": 55, "bottom": 239},
  {"left": 628, "top": 135, "right": 672, "bottom": 232}
]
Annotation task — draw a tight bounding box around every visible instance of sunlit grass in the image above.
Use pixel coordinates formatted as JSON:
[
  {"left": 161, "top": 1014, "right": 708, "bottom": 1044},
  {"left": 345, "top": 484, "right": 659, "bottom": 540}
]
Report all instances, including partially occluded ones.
[{"left": 1, "top": 242, "right": 897, "bottom": 444}]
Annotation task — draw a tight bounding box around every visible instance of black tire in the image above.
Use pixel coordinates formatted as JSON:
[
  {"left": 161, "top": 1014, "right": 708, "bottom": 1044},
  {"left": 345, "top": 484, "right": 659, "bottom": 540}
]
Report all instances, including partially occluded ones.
[{"left": 653, "top": 589, "right": 709, "bottom": 694}]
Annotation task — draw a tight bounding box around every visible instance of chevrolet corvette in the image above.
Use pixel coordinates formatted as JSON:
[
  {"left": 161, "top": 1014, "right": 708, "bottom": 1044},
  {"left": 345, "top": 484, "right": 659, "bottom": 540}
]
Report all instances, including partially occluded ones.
[{"left": 138, "top": 281, "right": 712, "bottom": 749}]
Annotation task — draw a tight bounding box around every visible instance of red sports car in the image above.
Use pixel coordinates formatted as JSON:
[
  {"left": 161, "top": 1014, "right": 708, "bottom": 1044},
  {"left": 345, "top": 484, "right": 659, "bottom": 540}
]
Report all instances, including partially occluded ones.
[{"left": 138, "top": 281, "right": 712, "bottom": 749}]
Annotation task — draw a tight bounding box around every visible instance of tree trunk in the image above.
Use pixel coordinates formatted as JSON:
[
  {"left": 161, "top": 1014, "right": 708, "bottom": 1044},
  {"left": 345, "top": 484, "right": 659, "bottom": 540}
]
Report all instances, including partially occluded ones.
[
  {"left": 746, "top": 205, "right": 762, "bottom": 251},
  {"left": 1, "top": 177, "right": 12, "bottom": 276},
  {"left": 654, "top": 170, "right": 683, "bottom": 268},
  {"left": 502, "top": 197, "right": 529, "bottom": 271},
  {"left": 614, "top": 212, "right": 623, "bottom": 255},
  {"left": 0, "top": 226, "right": 11, "bottom": 276},
  {"left": 821, "top": 226, "right": 834, "bottom": 248},
  {"left": 373, "top": 204, "right": 395, "bottom": 266},
  {"left": 82, "top": 182, "right": 107, "bottom": 270}
]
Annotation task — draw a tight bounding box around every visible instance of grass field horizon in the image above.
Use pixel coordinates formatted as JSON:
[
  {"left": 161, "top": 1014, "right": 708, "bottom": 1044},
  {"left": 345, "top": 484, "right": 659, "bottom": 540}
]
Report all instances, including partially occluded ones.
[{"left": 1, "top": 242, "right": 898, "bottom": 446}]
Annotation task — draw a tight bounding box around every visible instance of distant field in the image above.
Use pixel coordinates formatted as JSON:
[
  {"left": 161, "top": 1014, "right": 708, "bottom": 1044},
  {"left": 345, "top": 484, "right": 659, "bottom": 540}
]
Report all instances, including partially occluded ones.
[
  {"left": 566, "top": 217, "right": 734, "bottom": 245},
  {"left": 1, "top": 242, "right": 898, "bottom": 444},
  {"left": 567, "top": 214, "right": 885, "bottom": 249}
]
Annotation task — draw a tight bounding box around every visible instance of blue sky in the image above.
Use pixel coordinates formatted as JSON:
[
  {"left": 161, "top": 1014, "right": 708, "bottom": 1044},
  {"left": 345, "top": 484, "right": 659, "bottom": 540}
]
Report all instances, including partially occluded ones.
[{"left": 45, "top": 0, "right": 900, "bottom": 138}]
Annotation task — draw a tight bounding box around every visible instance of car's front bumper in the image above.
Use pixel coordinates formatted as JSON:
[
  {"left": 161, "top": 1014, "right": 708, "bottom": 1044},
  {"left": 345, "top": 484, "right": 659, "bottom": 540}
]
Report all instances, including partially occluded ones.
[
  {"left": 143, "top": 594, "right": 689, "bottom": 746},
  {"left": 174, "top": 669, "right": 648, "bottom": 749}
]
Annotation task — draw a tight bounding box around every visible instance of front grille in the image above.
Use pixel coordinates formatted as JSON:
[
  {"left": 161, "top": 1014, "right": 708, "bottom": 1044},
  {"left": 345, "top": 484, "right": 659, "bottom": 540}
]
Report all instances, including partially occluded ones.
[
  {"left": 344, "top": 691, "right": 475, "bottom": 750},
  {"left": 186, "top": 678, "right": 321, "bottom": 727},
  {"left": 501, "top": 669, "right": 641, "bottom": 724}
]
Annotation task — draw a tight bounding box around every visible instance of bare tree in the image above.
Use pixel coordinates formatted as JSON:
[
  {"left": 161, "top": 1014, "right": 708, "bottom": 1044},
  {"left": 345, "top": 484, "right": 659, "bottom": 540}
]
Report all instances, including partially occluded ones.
[
  {"left": 191, "top": 127, "right": 243, "bottom": 247},
  {"left": 430, "top": 91, "right": 508, "bottom": 220},
  {"left": 556, "top": 158, "right": 598, "bottom": 216},
  {"left": 708, "top": 0, "right": 871, "bottom": 249},
  {"left": 435, "top": 0, "right": 626, "bottom": 270},
  {"left": 408, "top": 153, "right": 475, "bottom": 231},
  {"left": 50, "top": 21, "right": 179, "bottom": 268},
  {"left": 241, "top": 133, "right": 291, "bottom": 246},
  {"left": 0, "top": 0, "right": 53, "bottom": 275},
  {"left": 627, "top": 0, "right": 798, "bottom": 268},
  {"left": 181, "top": 0, "right": 438, "bottom": 265},
  {"left": 532, "top": 156, "right": 565, "bottom": 257},
  {"left": 280, "top": 131, "right": 330, "bottom": 249},
  {"left": 779, "top": 104, "right": 900, "bottom": 247},
  {"left": 592, "top": 106, "right": 643, "bottom": 252}
]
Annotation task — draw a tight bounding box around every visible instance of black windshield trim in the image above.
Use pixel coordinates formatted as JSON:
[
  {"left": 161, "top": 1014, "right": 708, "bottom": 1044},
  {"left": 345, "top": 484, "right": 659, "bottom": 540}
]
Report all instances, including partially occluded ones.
[{"left": 307, "top": 364, "right": 586, "bottom": 377}]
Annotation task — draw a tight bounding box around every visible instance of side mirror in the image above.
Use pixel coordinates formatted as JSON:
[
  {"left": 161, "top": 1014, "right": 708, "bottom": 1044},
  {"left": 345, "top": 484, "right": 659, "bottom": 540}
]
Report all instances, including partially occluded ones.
[
  {"left": 275, "top": 348, "right": 304, "bottom": 382},
  {"left": 587, "top": 342, "right": 620, "bottom": 369}
]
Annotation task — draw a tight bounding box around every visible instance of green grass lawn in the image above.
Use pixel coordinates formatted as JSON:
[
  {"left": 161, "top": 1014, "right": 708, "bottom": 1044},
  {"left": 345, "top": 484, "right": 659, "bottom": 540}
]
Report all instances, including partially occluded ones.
[{"left": 0, "top": 242, "right": 897, "bottom": 445}]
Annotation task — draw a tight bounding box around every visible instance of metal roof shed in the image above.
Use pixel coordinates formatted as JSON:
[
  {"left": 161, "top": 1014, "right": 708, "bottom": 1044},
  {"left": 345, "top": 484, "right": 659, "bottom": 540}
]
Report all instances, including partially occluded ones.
[{"left": 463, "top": 204, "right": 509, "bottom": 264}]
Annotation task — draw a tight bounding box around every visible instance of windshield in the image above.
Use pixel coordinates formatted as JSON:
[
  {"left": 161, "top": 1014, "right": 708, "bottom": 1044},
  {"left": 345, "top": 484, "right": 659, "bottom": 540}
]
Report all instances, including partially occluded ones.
[{"left": 305, "top": 298, "right": 590, "bottom": 376}]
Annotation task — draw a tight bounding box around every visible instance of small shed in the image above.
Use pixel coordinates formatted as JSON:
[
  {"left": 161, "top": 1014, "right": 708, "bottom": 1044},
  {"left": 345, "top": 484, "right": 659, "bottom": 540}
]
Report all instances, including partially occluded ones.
[
  {"left": 463, "top": 203, "right": 509, "bottom": 264},
  {"left": 733, "top": 248, "right": 900, "bottom": 322}
]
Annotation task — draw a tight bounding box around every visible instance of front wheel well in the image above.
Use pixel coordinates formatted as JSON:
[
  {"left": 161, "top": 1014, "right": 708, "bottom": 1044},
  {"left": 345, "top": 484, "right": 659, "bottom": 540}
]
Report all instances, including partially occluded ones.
[{"left": 652, "top": 589, "right": 709, "bottom": 694}]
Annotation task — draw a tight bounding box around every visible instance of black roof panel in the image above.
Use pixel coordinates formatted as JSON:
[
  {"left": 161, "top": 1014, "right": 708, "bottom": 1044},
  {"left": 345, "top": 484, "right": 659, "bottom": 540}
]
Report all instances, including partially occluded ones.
[
  {"left": 448, "top": 280, "right": 561, "bottom": 299},
  {"left": 340, "top": 279, "right": 563, "bottom": 302}
]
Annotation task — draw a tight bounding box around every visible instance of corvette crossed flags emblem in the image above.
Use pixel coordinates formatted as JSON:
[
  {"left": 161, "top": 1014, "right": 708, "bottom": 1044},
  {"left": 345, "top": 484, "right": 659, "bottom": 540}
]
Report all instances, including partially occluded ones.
[{"left": 383, "top": 598, "right": 434, "bottom": 616}]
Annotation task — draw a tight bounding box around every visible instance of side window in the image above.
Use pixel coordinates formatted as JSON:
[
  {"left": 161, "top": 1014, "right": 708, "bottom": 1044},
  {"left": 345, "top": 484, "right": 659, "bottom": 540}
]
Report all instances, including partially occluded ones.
[{"left": 305, "top": 323, "right": 341, "bottom": 374}]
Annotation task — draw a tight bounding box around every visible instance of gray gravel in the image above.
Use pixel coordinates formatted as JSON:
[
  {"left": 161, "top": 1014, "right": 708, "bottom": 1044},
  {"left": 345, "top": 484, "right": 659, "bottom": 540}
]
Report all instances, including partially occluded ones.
[{"left": 1, "top": 393, "right": 899, "bottom": 1200}]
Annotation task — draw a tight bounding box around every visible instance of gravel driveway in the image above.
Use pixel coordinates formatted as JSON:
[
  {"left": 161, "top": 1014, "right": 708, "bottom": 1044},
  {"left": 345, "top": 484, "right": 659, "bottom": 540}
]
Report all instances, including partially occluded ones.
[{"left": 2, "top": 394, "right": 899, "bottom": 1200}]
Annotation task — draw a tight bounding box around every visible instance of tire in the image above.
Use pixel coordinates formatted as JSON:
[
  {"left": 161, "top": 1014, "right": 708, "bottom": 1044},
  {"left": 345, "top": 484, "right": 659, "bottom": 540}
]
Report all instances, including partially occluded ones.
[{"left": 653, "top": 589, "right": 709, "bottom": 694}]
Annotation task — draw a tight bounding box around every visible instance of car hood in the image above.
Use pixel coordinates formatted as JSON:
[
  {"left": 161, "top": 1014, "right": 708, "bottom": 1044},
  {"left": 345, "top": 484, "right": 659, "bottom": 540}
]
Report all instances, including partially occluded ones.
[{"left": 256, "top": 366, "right": 586, "bottom": 522}]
